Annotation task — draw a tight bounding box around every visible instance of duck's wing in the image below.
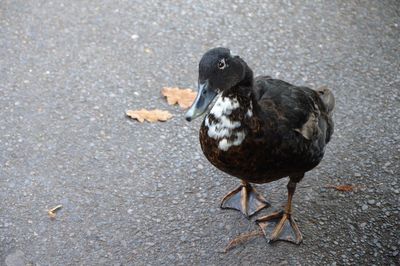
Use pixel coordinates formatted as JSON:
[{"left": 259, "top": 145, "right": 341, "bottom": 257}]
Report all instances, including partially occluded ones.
[{"left": 253, "top": 76, "right": 334, "bottom": 143}]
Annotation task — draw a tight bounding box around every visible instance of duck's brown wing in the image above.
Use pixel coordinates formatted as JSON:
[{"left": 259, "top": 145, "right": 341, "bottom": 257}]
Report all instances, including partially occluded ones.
[{"left": 253, "top": 77, "right": 334, "bottom": 143}]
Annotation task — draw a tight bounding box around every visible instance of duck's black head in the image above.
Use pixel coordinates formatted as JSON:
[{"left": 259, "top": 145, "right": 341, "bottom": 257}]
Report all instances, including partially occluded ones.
[{"left": 185, "top": 47, "right": 252, "bottom": 121}]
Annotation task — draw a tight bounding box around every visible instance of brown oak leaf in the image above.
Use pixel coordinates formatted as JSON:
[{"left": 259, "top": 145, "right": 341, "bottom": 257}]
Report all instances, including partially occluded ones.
[
  {"left": 161, "top": 87, "right": 197, "bottom": 109},
  {"left": 126, "top": 109, "right": 173, "bottom": 123},
  {"left": 326, "top": 184, "right": 354, "bottom": 192}
]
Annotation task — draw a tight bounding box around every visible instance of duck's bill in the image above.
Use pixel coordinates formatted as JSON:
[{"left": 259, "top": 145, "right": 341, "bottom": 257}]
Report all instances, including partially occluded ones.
[{"left": 185, "top": 81, "right": 217, "bottom": 122}]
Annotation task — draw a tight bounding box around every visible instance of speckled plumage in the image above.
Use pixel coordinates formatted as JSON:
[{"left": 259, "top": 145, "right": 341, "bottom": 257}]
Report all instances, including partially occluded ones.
[{"left": 199, "top": 73, "right": 334, "bottom": 185}]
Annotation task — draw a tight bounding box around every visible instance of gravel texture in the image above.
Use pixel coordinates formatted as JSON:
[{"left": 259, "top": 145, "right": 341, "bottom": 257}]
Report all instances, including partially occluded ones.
[{"left": 1, "top": 0, "right": 399, "bottom": 265}]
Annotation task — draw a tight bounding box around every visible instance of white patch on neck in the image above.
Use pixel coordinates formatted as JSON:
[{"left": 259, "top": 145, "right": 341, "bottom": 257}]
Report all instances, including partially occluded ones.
[
  {"left": 246, "top": 109, "right": 253, "bottom": 117},
  {"left": 232, "top": 131, "right": 246, "bottom": 145},
  {"left": 210, "top": 95, "right": 240, "bottom": 117},
  {"left": 205, "top": 95, "right": 247, "bottom": 151},
  {"left": 218, "top": 131, "right": 246, "bottom": 151},
  {"left": 218, "top": 139, "right": 230, "bottom": 150},
  {"left": 246, "top": 101, "right": 253, "bottom": 117},
  {"left": 207, "top": 116, "right": 240, "bottom": 139}
]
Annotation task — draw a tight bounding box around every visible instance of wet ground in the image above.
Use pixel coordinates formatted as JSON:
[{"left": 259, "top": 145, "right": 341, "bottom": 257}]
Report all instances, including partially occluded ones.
[{"left": 1, "top": 0, "right": 399, "bottom": 265}]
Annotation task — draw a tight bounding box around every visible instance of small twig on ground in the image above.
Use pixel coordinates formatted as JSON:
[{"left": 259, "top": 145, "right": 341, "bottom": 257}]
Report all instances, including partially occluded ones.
[
  {"left": 224, "top": 229, "right": 264, "bottom": 252},
  {"left": 48, "top": 205, "right": 63, "bottom": 220}
]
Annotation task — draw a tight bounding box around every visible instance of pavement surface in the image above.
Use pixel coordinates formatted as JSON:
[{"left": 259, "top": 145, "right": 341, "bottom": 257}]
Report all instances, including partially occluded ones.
[{"left": 1, "top": 0, "right": 399, "bottom": 265}]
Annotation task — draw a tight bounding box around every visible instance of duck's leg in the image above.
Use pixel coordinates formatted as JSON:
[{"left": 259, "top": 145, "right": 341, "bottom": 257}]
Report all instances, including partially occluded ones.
[
  {"left": 256, "top": 180, "right": 303, "bottom": 244},
  {"left": 220, "top": 180, "right": 270, "bottom": 218}
]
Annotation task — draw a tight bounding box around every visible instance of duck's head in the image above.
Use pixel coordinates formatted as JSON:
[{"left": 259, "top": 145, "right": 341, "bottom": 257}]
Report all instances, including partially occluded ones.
[{"left": 185, "top": 47, "right": 250, "bottom": 122}]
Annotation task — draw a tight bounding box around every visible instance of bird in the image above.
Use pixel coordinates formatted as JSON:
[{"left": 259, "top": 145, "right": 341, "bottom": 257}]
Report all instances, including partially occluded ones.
[{"left": 185, "top": 47, "right": 335, "bottom": 244}]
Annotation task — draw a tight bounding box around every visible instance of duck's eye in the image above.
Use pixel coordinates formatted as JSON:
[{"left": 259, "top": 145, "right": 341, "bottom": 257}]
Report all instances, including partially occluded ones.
[{"left": 218, "top": 59, "right": 226, "bottom": 70}]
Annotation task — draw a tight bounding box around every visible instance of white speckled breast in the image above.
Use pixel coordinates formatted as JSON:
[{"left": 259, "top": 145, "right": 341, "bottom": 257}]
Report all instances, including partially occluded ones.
[{"left": 204, "top": 95, "right": 252, "bottom": 151}]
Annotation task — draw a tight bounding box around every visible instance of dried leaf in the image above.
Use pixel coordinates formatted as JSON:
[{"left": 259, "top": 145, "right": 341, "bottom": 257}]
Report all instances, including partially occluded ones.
[
  {"left": 126, "top": 109, "right": 172, "bottom": 123},
  {"left": 48, "top": 205, "right": 62, "bottom": 220},
  {"left": 161, "top": 87, "right": 197, "bottom": 109},
  {"left": 224, "top": 230, "right": 264, "bottom": 252},
  {"left": 326, "top": 184, "right": 354, "bottom": 192}
]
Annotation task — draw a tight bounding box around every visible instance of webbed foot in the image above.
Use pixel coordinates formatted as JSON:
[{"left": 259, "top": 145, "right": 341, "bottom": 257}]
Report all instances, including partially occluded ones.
[
  {"left": 256, "top": 180, "right": 303, "bottom": 245},
  {"left": 220, "top": 181, "right": 269, "bottom": 217},
  {"left": 256, "top": 210, "right": 303, "bottom": 244}
]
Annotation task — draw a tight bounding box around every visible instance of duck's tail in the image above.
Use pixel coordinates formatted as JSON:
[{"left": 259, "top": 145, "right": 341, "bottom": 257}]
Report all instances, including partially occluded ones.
[
  {"left": 316, "top": 86, "right": 335, "bottom": 143},
  {"left": 316, "top": 86, "right": 335, "bottom": 116}
]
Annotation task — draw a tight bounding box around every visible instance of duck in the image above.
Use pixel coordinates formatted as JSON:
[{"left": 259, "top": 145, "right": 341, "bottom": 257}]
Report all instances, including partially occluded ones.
[{"left": 185, "top": 47, "right": 335, "bottom": 244}]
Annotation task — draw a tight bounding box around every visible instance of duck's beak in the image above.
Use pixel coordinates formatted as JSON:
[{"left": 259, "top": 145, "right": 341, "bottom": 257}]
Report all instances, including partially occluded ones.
[{"left": 185, "top": 80, "right": 217, "bottom": 122}]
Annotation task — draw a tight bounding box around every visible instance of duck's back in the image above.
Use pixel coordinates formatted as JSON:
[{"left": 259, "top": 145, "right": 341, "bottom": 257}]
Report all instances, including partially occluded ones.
[{"left": 254, "top": 76, "right": 334, "bottom": 143}]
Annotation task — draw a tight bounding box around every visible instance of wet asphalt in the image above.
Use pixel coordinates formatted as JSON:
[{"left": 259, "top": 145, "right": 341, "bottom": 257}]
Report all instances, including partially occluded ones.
[{"left": 1, "top": 0, "right": 399, "bottom": 265}]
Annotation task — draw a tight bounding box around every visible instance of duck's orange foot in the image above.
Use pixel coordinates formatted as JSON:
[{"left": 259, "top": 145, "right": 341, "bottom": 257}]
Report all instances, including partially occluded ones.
[
  {"left": 220, "top": 182, "right": 269, "bottom": 218},
  {"left": 256, "top": 211, "right": 303, "bottom": 244}
]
